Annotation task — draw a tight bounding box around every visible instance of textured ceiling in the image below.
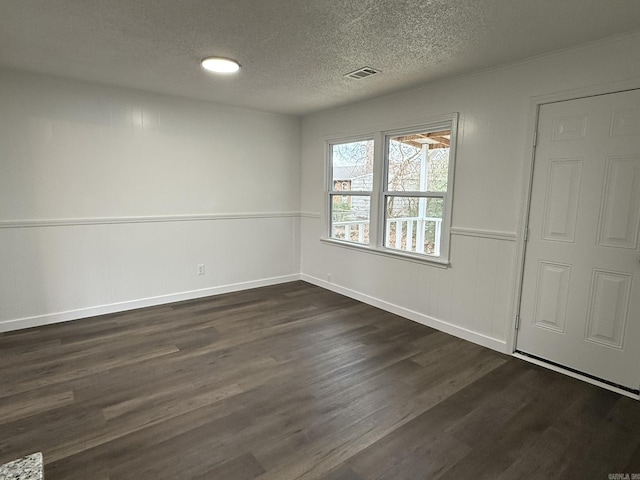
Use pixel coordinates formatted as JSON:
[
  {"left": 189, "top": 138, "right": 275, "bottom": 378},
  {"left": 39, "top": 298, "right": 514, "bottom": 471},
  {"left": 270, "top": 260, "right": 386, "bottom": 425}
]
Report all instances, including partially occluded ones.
[{"left": 1, "top": 0, "right": 640, "bottom": 115}]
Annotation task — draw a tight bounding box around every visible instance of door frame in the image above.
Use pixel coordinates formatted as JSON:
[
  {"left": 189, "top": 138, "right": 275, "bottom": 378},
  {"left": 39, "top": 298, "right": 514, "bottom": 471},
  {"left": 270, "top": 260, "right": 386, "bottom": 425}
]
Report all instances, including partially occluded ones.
[{"left": 508, "top": 78, "right": 640, "bottom": 398}]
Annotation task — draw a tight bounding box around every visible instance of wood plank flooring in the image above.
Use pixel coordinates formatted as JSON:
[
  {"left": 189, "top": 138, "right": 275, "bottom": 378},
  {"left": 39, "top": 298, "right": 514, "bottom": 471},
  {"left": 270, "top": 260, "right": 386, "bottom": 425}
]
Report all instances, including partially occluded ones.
[{"left": 1, "top": 281, "right": 639, "bottom": 479}]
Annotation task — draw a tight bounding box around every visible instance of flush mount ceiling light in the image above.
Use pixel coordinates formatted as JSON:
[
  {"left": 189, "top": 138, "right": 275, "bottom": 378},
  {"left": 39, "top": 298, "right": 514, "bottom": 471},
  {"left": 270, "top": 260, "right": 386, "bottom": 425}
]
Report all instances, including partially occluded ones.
[{"left": 201, "top": 57, "right": 241, "bottom": 74}]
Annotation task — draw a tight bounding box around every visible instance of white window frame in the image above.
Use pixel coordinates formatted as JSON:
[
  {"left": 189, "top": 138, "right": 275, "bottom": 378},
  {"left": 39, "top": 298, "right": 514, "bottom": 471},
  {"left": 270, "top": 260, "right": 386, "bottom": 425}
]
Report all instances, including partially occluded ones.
[
  {"left": 324, "top": 113, "right": 458, "bottom": 266},
  {"left": 327, "top": 135, "right": 375, "bottom": 246}
]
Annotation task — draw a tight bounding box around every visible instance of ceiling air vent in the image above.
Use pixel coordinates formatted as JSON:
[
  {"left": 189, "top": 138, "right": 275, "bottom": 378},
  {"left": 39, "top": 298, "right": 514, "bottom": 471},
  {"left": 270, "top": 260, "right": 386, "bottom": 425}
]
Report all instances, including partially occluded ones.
[{"left": 344, "top": 66, "right": 380, "bottom": 80}]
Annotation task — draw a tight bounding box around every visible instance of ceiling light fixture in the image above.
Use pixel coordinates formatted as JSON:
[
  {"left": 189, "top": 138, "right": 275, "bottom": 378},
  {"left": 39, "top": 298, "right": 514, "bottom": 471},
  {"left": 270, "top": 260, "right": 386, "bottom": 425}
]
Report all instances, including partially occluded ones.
[{"left": 201, "top": 57, "right": 241, "bottom": 74}]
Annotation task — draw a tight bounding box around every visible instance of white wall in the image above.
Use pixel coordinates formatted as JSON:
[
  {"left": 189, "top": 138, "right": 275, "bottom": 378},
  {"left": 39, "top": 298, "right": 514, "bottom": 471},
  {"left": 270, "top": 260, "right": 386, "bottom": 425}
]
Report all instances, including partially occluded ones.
[
  {"left": 300, "top": 33, "right": 640, "bottom": 352},
  {"left": 3, "top": 33, "right": 640, "bottom": 343},
  {"left": 0, "top": 69, "right": 301, "bottom": 331}
]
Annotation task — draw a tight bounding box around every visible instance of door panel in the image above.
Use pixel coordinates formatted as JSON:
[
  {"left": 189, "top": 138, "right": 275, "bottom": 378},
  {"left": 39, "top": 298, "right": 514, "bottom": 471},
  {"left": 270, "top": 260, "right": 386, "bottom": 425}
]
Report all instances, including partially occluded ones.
[
  {"left": 517, "top": 89, "right": 640, "bottom": 391},
  {"left": 533, "top": 261, "right": 571, "bottom": 333},
  {"left": 584, "top": 269, "right": 632, "bottom": 349},
  {"left": 597, "top": 156, "right": 640, "bottom": 249},
  {"left": 542, "top": 158, "right": 582, "bottom": 242}
]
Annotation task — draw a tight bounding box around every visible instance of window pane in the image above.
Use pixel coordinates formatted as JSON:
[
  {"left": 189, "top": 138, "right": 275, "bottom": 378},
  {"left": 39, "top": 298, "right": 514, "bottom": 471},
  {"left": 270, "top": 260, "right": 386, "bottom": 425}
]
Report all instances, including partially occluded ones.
[
  {"left": 331, "top": 195, "right": 370, "bottom": 244},
  {"left": 385, "top": 196, "right": 444, "bottom": 256},
  {"left": 331, "top": 140, "right": 374, "bottom": 192},
  {"left": 387, "top": 130, "right": 450, "bottom": 192}
]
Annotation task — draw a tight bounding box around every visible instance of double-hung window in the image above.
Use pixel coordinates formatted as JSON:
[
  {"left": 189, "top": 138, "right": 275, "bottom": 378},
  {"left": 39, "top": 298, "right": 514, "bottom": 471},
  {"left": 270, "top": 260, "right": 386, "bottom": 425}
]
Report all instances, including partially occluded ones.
[
  {"left": 328, "top": 138, "right": 374, "bottom": 244},
  {"left": 327, "top": 114, "right": 457, "bottom": 264},
  {"left": 383, "top": 123, "right": 454, "bottom": 259}
]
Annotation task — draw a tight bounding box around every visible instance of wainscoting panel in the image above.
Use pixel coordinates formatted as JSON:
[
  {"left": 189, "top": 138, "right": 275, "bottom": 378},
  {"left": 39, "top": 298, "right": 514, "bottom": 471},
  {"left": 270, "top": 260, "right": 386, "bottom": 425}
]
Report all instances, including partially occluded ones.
[
  {"left": 0, "top": 215, "right": 300, "bottom": 332},
  {"left": 300, "top": 217, "right": 516, "bottom": 352}
]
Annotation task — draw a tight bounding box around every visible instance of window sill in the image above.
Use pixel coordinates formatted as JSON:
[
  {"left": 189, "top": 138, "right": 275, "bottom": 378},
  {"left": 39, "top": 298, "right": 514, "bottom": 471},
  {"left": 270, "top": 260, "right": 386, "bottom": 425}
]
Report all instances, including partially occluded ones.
[{"left": 320, "top": 237, "right": 450, "bottom": 269}]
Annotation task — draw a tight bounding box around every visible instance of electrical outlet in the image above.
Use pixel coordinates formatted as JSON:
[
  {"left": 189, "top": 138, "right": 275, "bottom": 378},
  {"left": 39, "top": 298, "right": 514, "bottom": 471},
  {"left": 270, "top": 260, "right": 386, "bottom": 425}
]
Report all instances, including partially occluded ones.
[
  {"left": 327, "top": 273, "right": 332, "bottom": 283},
  {"left": 197, "top": 264, "right": 205, "bottom": 275}
]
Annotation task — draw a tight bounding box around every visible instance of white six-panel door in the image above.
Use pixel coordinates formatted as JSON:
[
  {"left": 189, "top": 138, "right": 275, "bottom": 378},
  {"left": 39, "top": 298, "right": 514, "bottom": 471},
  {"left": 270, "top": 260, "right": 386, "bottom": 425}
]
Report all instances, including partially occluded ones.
[{"left": 517, "top": 89, "right": 640, "bottom": 391}]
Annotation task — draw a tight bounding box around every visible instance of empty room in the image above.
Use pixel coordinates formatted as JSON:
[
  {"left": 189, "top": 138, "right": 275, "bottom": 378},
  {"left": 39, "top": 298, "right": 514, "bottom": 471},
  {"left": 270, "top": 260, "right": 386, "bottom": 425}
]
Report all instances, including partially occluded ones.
[{"left": 2, "top": 1, "right": 640, "bottom": 479}]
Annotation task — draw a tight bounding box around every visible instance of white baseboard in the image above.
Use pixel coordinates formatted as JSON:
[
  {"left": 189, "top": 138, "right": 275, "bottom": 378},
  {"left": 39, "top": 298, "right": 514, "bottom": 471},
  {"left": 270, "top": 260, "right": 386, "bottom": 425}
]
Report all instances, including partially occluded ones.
[
  {"left": 300, "top": 274, "right": 508, "bottom": 353},
  {"left": 0, "top": 274, "right": 301, "bottom": 333},
  {"left": 2, "top": 272, "right": 508, "bottom": 356}
]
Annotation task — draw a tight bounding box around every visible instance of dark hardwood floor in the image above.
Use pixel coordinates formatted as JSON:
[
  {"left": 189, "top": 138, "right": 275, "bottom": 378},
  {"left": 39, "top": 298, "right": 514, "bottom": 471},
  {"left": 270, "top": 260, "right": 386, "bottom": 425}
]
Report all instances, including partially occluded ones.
[{"left": 1, "top": 281, "right": 639, "bottom": 479}]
